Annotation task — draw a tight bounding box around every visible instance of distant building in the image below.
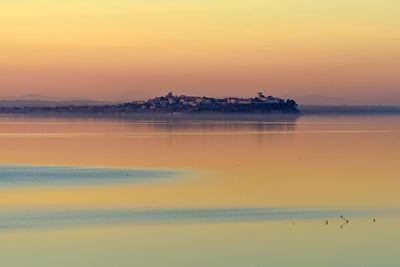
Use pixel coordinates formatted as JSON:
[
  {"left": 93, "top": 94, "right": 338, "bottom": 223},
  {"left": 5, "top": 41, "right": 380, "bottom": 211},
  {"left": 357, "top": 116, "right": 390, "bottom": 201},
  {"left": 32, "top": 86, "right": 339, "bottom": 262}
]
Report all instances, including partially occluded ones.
[{"left": 258, "top": 92, "right": 266, "bottom": 98}]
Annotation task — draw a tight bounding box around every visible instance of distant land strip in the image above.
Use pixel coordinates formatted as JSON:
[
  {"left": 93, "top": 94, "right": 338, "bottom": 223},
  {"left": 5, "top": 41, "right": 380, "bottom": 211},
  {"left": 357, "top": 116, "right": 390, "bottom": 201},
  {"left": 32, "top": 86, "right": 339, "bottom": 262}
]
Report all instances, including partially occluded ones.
[
  {"left": 1, "top": 93, "right": 400, "bottom": 116},
  {"left": 0, "top": 92, "right": 299, "bottom": 115},
  {"left": 299, "top": 105, "right": 400, "bottom": 115}
]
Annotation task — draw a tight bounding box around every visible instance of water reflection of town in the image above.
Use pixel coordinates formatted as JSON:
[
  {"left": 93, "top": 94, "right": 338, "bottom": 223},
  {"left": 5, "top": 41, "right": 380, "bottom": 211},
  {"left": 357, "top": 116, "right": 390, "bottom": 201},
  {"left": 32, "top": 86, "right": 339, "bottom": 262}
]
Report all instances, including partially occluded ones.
[
  {"left": 0, "top": 113, "right": 298, "bottom": 137},
  {"left": 123, "top": 115, "right": 299, "bottom": 135}
]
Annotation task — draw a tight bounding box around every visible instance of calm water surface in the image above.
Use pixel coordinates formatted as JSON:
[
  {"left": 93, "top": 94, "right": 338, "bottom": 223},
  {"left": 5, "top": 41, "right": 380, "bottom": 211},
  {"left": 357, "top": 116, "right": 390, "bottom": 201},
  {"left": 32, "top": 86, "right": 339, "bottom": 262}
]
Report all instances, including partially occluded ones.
[{"left": 0, "top": 114, "right": 398, "bottom": 266}]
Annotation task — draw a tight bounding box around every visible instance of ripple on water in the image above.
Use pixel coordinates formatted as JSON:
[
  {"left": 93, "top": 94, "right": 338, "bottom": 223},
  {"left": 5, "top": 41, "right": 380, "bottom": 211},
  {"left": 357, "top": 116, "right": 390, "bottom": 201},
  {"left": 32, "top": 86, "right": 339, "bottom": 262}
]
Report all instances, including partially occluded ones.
[
  {"left": 0, "top": 207, "right": 397, "bottom": 231},
  {"left": 0, "top": 165, "right": 186, "bottom": 187}
]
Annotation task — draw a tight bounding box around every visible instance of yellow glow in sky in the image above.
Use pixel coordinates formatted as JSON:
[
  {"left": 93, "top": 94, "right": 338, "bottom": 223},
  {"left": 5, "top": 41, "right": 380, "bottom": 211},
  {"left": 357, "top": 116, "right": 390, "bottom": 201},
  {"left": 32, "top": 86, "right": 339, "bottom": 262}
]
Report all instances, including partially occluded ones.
[{"left": 0, "top": 0, "right": 399, "bottom": 103}]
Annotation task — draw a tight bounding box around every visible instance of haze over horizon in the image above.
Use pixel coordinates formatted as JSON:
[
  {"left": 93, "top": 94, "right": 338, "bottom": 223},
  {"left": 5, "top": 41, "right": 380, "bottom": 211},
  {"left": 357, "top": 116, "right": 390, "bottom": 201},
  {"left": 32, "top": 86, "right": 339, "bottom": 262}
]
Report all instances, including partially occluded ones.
[
  {"left": 2, "top": 92, "right": 400, "bottom": 106},
  {"left": 1, "top": 0, "right": 399, "bottom": 104}
]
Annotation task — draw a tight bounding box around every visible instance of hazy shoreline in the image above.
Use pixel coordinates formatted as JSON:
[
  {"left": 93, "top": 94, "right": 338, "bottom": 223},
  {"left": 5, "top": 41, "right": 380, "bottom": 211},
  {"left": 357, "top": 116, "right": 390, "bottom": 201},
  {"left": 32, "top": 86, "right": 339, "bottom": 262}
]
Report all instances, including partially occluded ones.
[
  {"left": 0, "top": 104, "right": 399, "bottom": 121},
  {"left": 299, "top": 105, "right": 400, "bottom": 115}
]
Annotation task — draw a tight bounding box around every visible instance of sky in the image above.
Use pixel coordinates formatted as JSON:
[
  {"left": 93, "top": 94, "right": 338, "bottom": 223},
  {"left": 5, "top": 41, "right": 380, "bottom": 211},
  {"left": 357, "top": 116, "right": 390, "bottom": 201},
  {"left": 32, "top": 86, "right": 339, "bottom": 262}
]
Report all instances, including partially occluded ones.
[{"left": 1, "top": 0, "right": 399, "bottom": 104}]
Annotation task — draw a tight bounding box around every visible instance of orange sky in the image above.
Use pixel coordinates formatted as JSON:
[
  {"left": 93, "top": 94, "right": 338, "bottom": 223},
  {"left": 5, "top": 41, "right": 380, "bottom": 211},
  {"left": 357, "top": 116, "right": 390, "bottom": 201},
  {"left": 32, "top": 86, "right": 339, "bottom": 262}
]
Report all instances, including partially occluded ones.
[{"left": 1, "top": 0, "right": 399, "bottom": 104}]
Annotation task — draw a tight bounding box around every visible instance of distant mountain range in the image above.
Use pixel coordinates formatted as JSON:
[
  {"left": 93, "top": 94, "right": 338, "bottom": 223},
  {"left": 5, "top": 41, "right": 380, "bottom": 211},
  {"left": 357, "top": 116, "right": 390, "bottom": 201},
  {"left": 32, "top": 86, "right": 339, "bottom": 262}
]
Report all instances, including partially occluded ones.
[
  {"left": 0, "top": 94, "right": 116, "bottom": 107},
  {"left": 280, "top": 94, "right": 400, "bottom": 106},
  {"left": 282, "top": 95, "right": 347, "bottom": 105},
  {"left": 0, "top": 94, "right": 366, "bottom": 106}
]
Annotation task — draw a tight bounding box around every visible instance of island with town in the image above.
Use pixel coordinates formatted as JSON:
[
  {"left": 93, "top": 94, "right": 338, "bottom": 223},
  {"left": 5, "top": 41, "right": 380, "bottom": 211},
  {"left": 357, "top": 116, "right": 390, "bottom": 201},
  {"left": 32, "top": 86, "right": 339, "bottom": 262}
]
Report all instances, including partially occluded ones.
[{"left": 0, "top": 92, "right": 299, "bottom": 114}]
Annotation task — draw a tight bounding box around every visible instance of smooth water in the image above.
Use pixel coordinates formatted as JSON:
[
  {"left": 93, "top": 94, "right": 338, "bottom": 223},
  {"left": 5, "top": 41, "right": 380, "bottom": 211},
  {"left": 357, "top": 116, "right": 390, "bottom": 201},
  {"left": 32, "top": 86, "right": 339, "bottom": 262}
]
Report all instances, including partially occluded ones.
[
  {"left": 0, "top": 165, "right": 184, "bottom": 187},
  {"left": 0, "top": 115, "right": 398, "bottom": 266}
]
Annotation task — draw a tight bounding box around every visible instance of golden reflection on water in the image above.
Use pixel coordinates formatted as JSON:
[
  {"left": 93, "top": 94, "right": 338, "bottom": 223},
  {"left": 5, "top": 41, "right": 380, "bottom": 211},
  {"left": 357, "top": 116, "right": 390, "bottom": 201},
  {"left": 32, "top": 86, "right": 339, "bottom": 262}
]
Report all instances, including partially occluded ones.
[
  {"left": 1, "top": 217, "right": 399, "bottom": 266},
  {"left": 0, "top": 115, "right": 399, "bottom": 266},
  {"left": 0, "top": 115, "right": 398, "bottom": 209}
]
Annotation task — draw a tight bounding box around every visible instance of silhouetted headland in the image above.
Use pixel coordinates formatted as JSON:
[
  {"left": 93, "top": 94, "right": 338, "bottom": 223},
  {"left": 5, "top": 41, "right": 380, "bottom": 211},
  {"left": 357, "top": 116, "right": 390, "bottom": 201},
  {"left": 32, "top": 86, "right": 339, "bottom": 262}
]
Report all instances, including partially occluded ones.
[{"left": 0, "top": 92, "right": 299, "bottom": 115}]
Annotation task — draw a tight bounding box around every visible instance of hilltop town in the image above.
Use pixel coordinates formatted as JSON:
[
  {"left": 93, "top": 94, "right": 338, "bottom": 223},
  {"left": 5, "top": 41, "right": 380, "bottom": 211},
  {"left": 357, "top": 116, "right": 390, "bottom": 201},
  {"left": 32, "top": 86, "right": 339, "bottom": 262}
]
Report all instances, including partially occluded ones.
[
  {"left": 0, "top": 92, "right": 299, "bottom": 114},
  {"left": 121, "top": 92, "right": 298, "bottom": 113}
]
